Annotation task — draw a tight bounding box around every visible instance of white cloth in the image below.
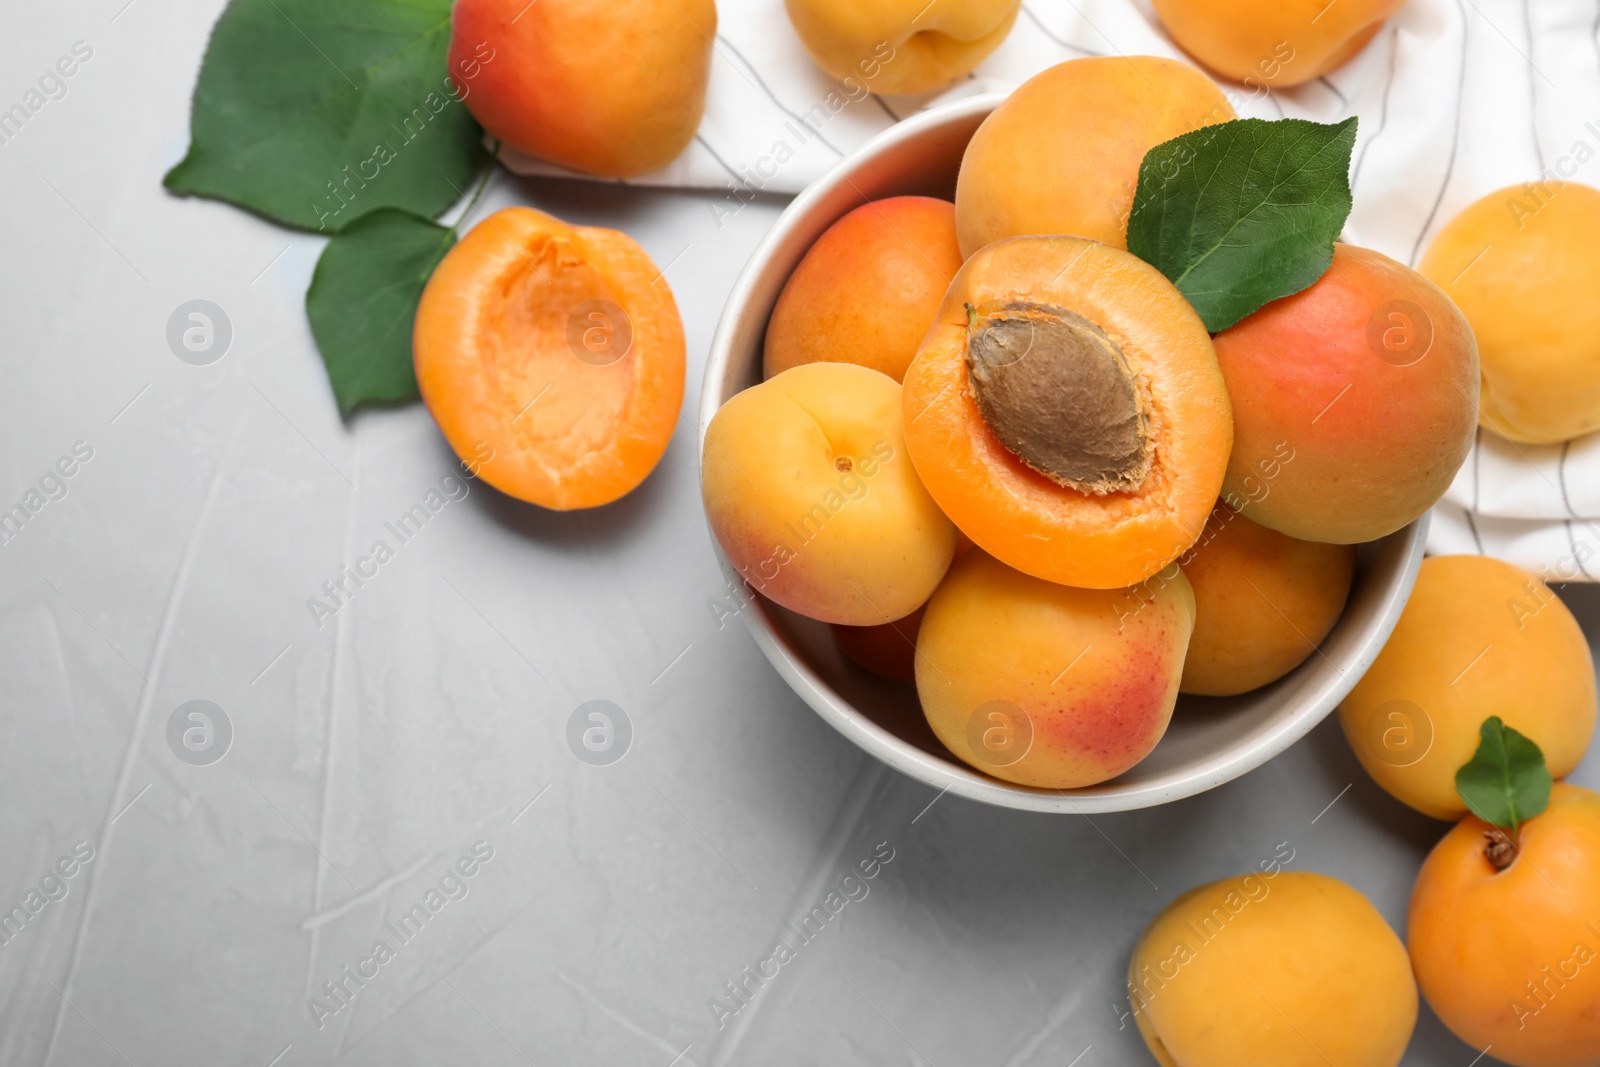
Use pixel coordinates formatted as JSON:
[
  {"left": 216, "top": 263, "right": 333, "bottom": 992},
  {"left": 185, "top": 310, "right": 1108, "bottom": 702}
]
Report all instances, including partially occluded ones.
[{"left": 504, "top": 0, "right": 1600, "bottom": 580}]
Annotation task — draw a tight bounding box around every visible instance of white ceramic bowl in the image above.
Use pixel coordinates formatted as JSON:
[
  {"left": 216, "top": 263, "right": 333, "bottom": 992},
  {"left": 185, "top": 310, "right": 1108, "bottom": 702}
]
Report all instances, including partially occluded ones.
[{"left": 698, "top": 94, "right": 1426, "bottom": 813}]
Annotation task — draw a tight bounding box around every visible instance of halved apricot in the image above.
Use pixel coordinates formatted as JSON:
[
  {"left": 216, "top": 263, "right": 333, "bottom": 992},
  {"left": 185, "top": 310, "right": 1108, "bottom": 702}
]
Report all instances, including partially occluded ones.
[
  {"left": 902, "top": 235, "right": 1232, "bottom": 589},
  {"left": 414, "top": 206, "right": 684, "bottom": 510}
]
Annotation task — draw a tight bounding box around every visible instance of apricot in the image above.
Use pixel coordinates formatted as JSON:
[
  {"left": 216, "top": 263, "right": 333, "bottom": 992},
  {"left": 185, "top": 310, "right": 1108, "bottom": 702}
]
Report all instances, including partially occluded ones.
[
  {"left": 449, "top": 0, "right": 715, "bottom": 178},
  {"left": 765, "top": 197, "right": 963, "bottom": 384},
  {"left": 1178, "top": 505, "right": 1355, "bottom": 696},
  {"left": 702, "top": 362, "right": 956, "bottom": 626},
  {"left": 784, "top": 0, "right": 1019, "bottom": 97},
  {"left": 916, "top": 550, "right": 1194, "bottom": 789},
  {"left": 832, "top": 605, "right": 924, "bottom": 683},
  {"left": 1409, "top": 784, "right": 1600, "bottom": 1067},
  {"left": 414, "top": 207, "right": 683, "bottom": 510},
  {"left": 954, "top": 56, "right": 1234, "bottom": 255},
  {"left": 902, "top": 235, "right": 1232, "bottom": 590},
  {"left": 1338, "top": 556, "right": 1596, "bottom": 820},
  {"left": 1419, "top": 182, "right": 1600, "bottom": 444},
  {"left": 1130, "top": 872, "right": 1416, "bottom": 1067},
  {"left": 1213, "top": 243, "right": 1478, "bottom": 544},
  {"left": 1151, "top": 0, "right": 1401, "bottom": 88}
]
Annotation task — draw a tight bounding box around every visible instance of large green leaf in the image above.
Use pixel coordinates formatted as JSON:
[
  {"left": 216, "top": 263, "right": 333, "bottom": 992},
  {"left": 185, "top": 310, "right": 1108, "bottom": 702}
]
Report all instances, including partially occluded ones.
[
  {"left": 165, "top": 0, "right": 485, "bottom": 232},
  {"left": 306, "top": 208, "right": 454, "bottom": 415},
  {"left": 1126, "top": 117, "right": 1357, "bottom": 333},
  {"left": 1455, "top": 716, "right": 1553, "bottom": 833}
]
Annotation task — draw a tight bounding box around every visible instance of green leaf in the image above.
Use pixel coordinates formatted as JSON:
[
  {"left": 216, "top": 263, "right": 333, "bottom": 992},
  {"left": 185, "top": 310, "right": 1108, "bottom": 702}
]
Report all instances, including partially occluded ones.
[
  {"left": 1455, "top": 716, "right": 1553, "bottom": 833},
  {"left": 306, "top": 208, "right": 453, "bottom": 416},
  {"left": 1126, "top": 117, "right": 1358, "bottom": 332},
  {"left": 164, "top": 0, "right": 485, "bottom": 232}
]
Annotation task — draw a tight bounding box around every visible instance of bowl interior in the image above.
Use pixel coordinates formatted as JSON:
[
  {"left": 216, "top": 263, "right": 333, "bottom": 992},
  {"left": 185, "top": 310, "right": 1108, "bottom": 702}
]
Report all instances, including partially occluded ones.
[{"left": 700, "top": 95, "right": 1425, "bottom": 813}]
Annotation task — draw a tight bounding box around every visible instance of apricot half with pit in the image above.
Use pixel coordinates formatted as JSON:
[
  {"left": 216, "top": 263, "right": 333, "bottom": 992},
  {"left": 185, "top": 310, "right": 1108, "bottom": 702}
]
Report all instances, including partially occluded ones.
[{"left": 902, "top": 235, "right": 1232, "bottom": 589}]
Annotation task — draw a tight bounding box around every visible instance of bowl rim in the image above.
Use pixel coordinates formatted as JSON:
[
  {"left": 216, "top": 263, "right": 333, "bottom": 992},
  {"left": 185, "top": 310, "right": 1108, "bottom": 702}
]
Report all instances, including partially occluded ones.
[{"left": 697, "top": 93, "right": 1428, "bottom": 813}]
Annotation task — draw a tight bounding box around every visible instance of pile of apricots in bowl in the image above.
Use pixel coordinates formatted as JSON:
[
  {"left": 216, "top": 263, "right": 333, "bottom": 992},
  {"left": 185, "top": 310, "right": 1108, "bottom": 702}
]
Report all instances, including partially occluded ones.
[{"left": 702, "top": 53, "right": 1480, "bottom": 794}]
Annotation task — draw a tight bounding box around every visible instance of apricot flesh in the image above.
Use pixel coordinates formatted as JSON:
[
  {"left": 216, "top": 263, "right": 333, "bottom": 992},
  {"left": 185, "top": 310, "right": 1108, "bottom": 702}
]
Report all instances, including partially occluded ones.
[
  {"left": 784, "top": 0, "right": 1020, "bottom": 96},
  {"left": 701, "top": 363, "right": 956, "bottom": 626},
  {"left": 916, "top": 550, "right": 1194, "bottom": 789},
  {"left": 954, "top": 56, "right": 1234, "bottom": 255},
  {"left": 1409, "top": 784, "right": 1600, "bottom": 1067},
  {"left": 414, "top": 207, "right": 684, "bottom": 511},
  {"left": 1420, "top": 182, "right": 1600, "bottom": 443},
  {"left": 450, "top": 0, "right": 715, "bottom": 178},
  {"left": 764, "top": 197, "right": 963, "bottom": 384},
  {"left": 1130, "top": 872, "right": 1416, "bottom": 1067},
  {"left": 1179, "top": 505, "right": 1354, "bottom": 696},
  {"left": 1213, "top": 243, "right": 1478, "bottom": 544},
  {"left": 902, "top": 235, "right": 1232, "bottom": 590},
  {"left": 1151, "top": 0, "right": 1402, "bottom": 87},
  {"left": 1338, "top": 555, "right": 1596, "bottom": 820}
]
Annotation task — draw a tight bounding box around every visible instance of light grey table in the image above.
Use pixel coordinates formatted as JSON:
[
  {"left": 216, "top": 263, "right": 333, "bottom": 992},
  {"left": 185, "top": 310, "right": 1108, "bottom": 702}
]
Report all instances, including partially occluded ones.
[{"left": 2, "top": 3, "right": 1596, "bottom": 1065}]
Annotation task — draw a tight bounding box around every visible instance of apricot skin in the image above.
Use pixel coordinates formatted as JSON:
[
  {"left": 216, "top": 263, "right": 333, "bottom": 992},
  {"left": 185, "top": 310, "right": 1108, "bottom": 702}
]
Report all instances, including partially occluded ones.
[
  {"left": 1179, "top": 506, "right": 1354, "bottom": 696},
  {"left": 1409, "top": 785, "right": 1600, "bottom": 1067},
  {"left": 1338, "top": 555, "right": 1596, "bottom": 821},
  {"left": 1420, "top": 182, "right": 1600, "bottom": 444},
  {"left": 832, "top": 605, "right": 924, "bottom": 683},
  {"left": 1213, "top": 243, "right": 1478, "bottom": 545},
  {"left": 1151, "top": 0, "right": 1402, "bottom": 87},
  {"left": 916, "top": 551, "right": 1194, "bottom": 789},
  {"left": 954, "top": 56, "right": 1234, "bottom": 255},
  {"left": 701, "top": 363, "right": 956, "bottom": 627},
  {"left": 784, "top": 0, "right": 1019, "bottom": 96},
  {"left": 414, "top": 207, "right": 683, "bottom": 511},
  {"left": 902, "top": 235, "right": 1232, "bottom": 590},
  {"left": 449, "top": 0, "right": 715, "bottom": 178},
  {"left": 1130, "top": 872, "right": 1416, "bottom": 1067},
  {"left": 764, "top": 197, "right": 963, "bottom": 384}
]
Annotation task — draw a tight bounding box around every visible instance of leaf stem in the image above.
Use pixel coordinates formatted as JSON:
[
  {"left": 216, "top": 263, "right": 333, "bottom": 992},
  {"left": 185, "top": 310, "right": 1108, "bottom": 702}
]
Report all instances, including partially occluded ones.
[{"left": 450, "top": 140, "right": 500, "bottom": 235}]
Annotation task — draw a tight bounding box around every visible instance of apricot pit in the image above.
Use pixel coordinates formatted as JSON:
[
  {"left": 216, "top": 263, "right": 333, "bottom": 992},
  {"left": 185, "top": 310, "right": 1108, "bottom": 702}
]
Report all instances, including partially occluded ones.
[{"left": 965, "top": 302, "right": 1152, "bottom": 496}]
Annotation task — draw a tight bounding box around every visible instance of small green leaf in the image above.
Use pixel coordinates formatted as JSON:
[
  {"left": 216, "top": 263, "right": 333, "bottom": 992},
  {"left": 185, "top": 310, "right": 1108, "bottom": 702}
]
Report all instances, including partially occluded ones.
[
  {"left": 164, "top": 0, "right": 486, "bottom": 232},
  {"left": 1126, "top": 117, "right": 1358, "bottom": 332},
  {"left": 1455, "top": 716, "right": 1553, "bottom": 833},
  {"left": 306, "top": 208, "right": 454, "bottom": 416}
]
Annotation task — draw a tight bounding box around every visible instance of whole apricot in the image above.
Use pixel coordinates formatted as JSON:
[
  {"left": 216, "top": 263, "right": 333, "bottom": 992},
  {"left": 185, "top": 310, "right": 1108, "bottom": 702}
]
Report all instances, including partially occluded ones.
[
  {"left": 1130, "top": 872, "right": 1416, "bottom": 1067},
  {"left": 954, "top": 56, "right": 1234, "bottom": 255},
  {"left": 1213, "top": 243, "right": 1478, "bottom": 544},
  {"left": 414, "top": 207, "right": 683, "bottom": 511},
  {"left": 784, "top": 0, "right": 1019, "bottom": 97},
  {"left": 1151, "top": 0, "right": 1402, "bottom": 88},
  {"left": 449, "top": 0, "right": 715, "bottom": 178},
  {"left": 764, "top": 197, "right": 963, "bottom": 384},
  {"left": 1338, "top": 556, "right": 1596, "bottom": 820},
  {"left": 702, "top": 363, "right": 956, "bottom": 626},
  {"left": 1409, "top": 784, "right": 1600, "bottom": 1067},
  {"left": 902, "top": 234, "right": 1232, "bottom": 590},
  {"left": 916, "top": 550, "right": 1194, "bottom": 789},
  {"left": 1420, "top": 182, "right": 1600, "bottom": 443},
  {"left": 1179, "top": 505, "right": 1355, "bottom": 696}
]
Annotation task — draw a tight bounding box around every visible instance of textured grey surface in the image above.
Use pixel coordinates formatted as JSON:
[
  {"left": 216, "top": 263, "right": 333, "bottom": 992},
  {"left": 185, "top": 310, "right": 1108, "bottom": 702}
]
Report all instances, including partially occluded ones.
[{"left": 2, "top": 3, "right": 1598, "bottom": 1066}]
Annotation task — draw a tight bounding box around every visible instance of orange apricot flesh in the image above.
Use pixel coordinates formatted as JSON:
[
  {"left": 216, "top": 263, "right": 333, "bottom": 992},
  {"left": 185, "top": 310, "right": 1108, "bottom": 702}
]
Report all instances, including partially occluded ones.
[{"left": 414, "top": 206, "right": 684, "bottom": 511}]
